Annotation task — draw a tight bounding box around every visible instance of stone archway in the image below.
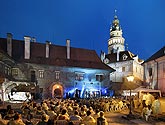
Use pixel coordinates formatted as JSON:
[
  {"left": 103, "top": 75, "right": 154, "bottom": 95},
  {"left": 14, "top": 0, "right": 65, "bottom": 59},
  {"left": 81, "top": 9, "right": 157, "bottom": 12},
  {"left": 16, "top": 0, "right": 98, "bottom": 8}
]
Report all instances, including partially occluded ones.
[{"left": 52, "top": 84, "right": 63, "bottom": 98}]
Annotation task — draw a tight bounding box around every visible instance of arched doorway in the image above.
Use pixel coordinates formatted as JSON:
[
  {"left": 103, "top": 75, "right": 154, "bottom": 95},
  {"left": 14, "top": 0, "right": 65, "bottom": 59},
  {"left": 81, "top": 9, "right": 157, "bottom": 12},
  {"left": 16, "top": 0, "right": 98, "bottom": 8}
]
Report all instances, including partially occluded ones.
[{"left": 52, "top": 84, "right": 63, "bottom": 98}]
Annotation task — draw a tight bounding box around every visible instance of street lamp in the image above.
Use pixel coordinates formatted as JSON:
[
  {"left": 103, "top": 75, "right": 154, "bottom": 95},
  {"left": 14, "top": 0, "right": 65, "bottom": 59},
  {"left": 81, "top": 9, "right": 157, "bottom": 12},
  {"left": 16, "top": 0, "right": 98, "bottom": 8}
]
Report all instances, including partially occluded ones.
[{"left": 126, "top": 75, "right": 134, "bottom": 115}]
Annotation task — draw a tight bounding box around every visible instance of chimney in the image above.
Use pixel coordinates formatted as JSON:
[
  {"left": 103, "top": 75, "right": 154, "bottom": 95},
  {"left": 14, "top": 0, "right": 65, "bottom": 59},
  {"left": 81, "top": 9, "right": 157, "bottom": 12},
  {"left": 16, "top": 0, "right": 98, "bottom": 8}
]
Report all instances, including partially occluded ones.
[
  {"left": 24, "top": 36, "right": 31, "bottom": 59},
  {"left": 46, "top": 41, "right": 51, "bottom": 58},
  {"left": 7, "top": 33, "right": 12, "bottom": 56},
  {"left": 66, "top": 39, "right": 70, "bottom": 59}
]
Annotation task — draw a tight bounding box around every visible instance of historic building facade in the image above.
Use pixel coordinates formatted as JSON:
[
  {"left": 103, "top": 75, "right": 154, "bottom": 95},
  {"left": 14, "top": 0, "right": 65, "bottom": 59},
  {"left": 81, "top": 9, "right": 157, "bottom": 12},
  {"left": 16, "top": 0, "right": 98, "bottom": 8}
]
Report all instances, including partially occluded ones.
[
  {"left": 0, "top": 33, "right": 114, "bottom": 101},
  {"left": 143, "top": 46, "right": 165, "bottom": 95},
  {"left": 101, "top": 14, "right": 144, "bottom": 92},
  {"left": 0, "top": 45, "right": 16, "bottom": 102}
]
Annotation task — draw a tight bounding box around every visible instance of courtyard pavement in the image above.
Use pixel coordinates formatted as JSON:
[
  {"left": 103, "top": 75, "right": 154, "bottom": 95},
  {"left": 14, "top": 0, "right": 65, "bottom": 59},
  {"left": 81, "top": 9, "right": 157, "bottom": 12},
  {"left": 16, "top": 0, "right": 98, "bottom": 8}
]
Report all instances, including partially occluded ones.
[{"left": 104, "top": 108, "right": 165, "bottom": 125}]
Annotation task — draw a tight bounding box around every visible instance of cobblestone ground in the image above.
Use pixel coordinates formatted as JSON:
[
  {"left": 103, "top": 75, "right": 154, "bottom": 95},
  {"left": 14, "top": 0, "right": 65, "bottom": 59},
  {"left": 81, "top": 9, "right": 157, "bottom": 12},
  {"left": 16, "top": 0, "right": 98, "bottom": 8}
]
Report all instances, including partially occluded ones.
[{"left": 104, "top": 109, "right": 165, "bottom": 125}]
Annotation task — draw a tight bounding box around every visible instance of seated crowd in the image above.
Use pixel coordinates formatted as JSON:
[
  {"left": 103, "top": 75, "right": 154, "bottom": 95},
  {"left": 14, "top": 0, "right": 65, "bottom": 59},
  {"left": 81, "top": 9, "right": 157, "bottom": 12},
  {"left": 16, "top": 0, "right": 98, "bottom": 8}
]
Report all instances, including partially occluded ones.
[{"left": 0, "top": 97, "right": 130, "bottom": 125}]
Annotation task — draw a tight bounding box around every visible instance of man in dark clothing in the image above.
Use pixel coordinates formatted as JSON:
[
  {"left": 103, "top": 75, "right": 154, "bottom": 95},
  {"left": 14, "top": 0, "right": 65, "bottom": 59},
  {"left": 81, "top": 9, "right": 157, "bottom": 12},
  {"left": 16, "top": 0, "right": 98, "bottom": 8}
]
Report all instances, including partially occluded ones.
[{"left": 97, "top": 111, "right": 108, "bottom": 125}]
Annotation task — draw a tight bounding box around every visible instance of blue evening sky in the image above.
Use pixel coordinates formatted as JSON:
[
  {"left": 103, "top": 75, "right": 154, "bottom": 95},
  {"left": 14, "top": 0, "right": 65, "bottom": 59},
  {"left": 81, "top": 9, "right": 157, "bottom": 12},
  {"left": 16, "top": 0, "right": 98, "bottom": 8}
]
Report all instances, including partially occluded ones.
[{"left": 0, "top": 0, "right": 165, "bottom": 60}]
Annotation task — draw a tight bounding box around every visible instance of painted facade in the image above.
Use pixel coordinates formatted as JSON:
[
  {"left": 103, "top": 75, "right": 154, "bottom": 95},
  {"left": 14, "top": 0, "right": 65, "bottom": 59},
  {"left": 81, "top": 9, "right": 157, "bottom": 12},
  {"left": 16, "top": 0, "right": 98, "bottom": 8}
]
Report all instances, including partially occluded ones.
[{"left": 0, "top": 33, "right": 114, "bottom": 101}]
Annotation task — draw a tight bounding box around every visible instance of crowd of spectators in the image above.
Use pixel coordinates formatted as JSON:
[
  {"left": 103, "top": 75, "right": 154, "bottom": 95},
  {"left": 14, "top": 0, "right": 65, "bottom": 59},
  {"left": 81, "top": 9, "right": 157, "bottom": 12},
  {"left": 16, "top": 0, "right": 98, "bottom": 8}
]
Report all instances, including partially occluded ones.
[
  {"left": 0, "top": 93, "right": 161, "bottom": 125},
  {"left": 0, "top": 97, "right": 130, "bottom": 125}
]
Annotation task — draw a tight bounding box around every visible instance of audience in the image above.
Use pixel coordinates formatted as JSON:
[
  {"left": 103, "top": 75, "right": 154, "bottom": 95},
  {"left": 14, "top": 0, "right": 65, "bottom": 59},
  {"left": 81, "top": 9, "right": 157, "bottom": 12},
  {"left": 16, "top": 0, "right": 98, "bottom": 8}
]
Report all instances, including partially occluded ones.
[{"left": 0, "top": 95, "right": 148, "bottom": 125}]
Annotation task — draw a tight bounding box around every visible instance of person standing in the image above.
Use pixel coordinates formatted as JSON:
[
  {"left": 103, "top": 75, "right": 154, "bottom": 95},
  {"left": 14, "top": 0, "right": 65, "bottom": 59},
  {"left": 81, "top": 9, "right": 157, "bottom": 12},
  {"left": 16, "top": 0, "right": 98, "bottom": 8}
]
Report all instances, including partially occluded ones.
[{"left": 97, "top": 111, "right": 108, "bottom": 125}]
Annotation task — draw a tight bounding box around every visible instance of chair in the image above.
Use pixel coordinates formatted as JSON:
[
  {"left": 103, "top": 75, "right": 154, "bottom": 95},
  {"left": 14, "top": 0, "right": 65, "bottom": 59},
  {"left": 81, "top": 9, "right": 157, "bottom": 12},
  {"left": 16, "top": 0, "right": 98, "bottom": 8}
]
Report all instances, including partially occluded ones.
[{"left": 55, "top": 120, "right": 68, "bottom": 125}]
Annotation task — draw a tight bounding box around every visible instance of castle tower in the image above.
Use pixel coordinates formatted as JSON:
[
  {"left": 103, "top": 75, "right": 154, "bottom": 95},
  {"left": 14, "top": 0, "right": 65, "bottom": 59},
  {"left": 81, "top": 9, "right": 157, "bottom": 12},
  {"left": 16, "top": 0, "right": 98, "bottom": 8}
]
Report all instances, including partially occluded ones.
[{"left": 108, "top": 12, "right": 125, "bottom": 54}]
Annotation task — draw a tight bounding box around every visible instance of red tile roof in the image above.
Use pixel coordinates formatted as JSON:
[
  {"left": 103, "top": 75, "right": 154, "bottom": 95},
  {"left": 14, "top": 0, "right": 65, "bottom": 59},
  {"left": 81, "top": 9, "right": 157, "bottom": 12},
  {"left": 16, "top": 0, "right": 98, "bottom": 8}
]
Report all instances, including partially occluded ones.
[
  {"left": 105, "top": 51, "right": 134, "bottom": 63},
  {"left": 0, "top": 38, "right": 114, "bottom": 71}
]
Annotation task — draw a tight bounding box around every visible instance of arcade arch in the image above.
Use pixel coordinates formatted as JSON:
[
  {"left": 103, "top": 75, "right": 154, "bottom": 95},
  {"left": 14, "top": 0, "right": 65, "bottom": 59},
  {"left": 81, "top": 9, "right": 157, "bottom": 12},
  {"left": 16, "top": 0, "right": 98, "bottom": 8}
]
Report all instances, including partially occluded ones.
[{"left": 52, "top": 83, "right": 63, "bottom": 98}]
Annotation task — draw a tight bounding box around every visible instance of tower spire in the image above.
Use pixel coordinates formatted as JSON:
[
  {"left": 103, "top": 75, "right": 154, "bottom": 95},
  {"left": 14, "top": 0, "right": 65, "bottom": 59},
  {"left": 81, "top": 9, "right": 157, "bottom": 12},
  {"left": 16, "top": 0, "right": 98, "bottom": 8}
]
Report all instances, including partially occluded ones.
[
  {"left": 108, "top": 10, "right": 125, "bottom": 54},
  {"left": 114, "top": 9, "right": 117, "bottom": 16}
]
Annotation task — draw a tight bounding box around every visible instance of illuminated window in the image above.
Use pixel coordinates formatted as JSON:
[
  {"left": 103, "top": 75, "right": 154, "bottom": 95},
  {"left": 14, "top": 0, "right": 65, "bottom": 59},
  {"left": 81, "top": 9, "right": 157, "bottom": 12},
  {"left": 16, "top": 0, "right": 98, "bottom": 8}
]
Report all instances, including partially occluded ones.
[
  {"left": 75, "top": 72, "right": 84, "bottom": 81},
  {"left": 96, "top": 74, "right": 104, "bottom": 82},
  {"left": 39, "top": 70, "right": 44, "bottom": 78},
  {"left": 55, "top": 71, "right": 60, "bottom": 80},
  {"left": 12, "top": 68, "right": 18, "bottom": 76}
]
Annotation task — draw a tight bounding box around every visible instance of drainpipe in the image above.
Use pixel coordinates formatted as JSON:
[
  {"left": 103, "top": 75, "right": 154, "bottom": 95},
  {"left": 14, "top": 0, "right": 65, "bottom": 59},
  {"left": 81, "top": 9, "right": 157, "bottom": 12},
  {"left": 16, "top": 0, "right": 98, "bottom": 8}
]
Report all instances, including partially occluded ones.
[{"left": 154, "top": 60, "right": 158, "bottom": 89}]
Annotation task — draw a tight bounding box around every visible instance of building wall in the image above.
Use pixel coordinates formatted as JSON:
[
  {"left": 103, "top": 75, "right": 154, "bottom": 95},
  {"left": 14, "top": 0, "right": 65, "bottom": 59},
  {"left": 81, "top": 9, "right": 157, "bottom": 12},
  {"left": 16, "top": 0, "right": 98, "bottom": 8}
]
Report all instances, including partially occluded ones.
[
  {"left": 14, "top": 63, "right": 111, "bottom": 99},
  {"left": 108, "top": 59, "right": 143, "bottom": 85},
  {"left": 133, "top": 60, "right": 144, "bottom": 80},
  {"left": 144, "top": 56, "right": 165, "bottom": 95},
  {"left": 109, "top": 60, "right": 133, "bottom": 83}
]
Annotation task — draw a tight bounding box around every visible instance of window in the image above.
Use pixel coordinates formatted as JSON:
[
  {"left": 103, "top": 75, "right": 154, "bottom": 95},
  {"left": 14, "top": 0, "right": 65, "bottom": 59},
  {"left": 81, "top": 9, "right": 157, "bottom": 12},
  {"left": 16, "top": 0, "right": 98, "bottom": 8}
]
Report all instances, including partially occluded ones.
[
  {"left": 123, "top": 54, "right": 128, "bottom": 60},
  {"left": 5, "top": 66, "right": 8, "bottom": 74},
  {"left": 12, "top": 68, "right": 18, "bottom": 76},
  {"left": 96, "top": 74, "right": 104, "bottom": 82},
  {"left": 148, "top": 68, "right": 152, "bottom": 76},
  {"left": 55, "top": 71, "right": 60, "bottom": 80},
  {"left": 39, "top": 70, "right": 44, "bottom": 78},
  {"left": 8, "top": 67, "right": 10, "bottom": 75},
  {"left": 75, "top": 72, "right": 84, "bottom": 81},
  {"left": 5, "top": 66, "right": 10, "bottom": 75},
  {"left": 31, "top": 70, "right": 36, "bottom": 82},
  {"left": 122, "top": 67, "right": 125, "bottom": 72}
]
